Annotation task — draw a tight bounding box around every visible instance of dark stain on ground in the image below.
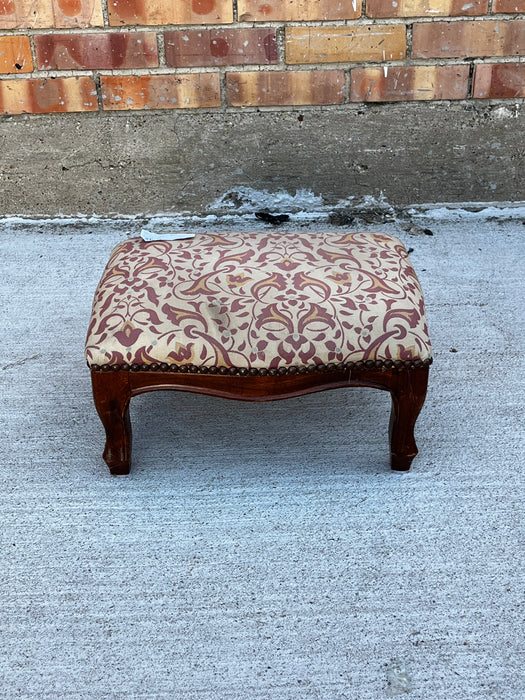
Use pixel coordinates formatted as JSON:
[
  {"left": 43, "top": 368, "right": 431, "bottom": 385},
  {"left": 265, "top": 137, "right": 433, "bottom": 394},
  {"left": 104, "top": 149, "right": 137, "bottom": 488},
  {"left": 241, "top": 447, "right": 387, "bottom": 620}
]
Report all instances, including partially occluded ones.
[
  {"left": 329, "top": 208, "right": 395, "bottom": 226},
  {"left": 255, "top": 211, "right": 290, "bottom": 225},
  {"left": 329, "top": 207, "right": 436, "bottom": 236}
]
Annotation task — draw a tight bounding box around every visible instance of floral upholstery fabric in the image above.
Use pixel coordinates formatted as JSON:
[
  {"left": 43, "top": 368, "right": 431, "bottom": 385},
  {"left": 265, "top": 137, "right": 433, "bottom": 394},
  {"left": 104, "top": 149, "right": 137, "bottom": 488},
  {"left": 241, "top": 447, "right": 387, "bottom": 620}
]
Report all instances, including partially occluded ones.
[{"left": 85, "top": 232, "right": 432, "bottom": 369}]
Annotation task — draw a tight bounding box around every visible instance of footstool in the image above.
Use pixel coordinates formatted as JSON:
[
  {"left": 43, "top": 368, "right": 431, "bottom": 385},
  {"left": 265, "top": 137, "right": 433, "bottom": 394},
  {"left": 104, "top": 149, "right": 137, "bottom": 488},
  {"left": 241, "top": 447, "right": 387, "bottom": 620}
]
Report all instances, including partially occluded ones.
[{"left": 86, "top": 231, "right": 432, "bottom": 475}]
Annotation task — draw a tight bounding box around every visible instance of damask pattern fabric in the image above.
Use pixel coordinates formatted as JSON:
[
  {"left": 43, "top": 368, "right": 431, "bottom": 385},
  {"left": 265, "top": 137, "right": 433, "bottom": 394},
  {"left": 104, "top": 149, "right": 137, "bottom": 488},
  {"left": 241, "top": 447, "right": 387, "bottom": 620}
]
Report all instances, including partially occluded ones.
[{"left": 85, "top": 231, "right": 432, "bottom": 368}]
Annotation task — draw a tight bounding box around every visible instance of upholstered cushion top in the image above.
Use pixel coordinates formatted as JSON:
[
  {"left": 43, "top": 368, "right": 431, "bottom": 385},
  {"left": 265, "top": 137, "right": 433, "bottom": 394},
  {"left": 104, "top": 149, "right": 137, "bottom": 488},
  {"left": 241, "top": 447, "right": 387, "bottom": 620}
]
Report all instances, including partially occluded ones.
[{"left": 85, "top": 231, "right": 432, "bottom": 370}]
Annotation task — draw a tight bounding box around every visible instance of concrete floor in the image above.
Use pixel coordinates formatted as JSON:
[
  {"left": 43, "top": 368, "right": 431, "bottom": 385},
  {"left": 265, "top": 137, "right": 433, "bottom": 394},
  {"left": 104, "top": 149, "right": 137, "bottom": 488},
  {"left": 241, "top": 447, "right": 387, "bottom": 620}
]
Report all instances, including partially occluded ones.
[{"left": 0, "top": 210, "right": 523, "bottom": 698}]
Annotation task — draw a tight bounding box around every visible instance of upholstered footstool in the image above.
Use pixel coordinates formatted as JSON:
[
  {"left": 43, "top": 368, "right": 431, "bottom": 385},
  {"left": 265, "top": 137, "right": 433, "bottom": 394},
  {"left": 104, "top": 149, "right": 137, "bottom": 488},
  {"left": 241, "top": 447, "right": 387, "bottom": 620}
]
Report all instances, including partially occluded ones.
[{"left": 86, "top": 231, "right": 432, "bottom": 475}]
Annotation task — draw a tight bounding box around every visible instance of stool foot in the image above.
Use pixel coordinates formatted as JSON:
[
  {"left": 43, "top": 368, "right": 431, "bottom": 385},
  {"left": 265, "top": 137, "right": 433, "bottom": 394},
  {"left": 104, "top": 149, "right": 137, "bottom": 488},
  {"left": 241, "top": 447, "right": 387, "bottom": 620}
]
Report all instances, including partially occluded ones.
[
  {"left": 389, "top": 368, "right": 429, "bottom": 472},
  {"left": 102, "top": 428, "right": 132, "bottom": 475},
  {"left": 91, "top": 371, "right": 132, "bottom": 475},
  {"left": 390, "top": 453, "right": 416, "bottom": 472}
]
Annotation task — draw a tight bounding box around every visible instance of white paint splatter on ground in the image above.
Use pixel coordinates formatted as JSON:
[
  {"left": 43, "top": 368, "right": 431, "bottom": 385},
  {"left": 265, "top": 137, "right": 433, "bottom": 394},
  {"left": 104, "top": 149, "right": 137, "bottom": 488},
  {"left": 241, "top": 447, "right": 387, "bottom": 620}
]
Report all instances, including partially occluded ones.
[{"left": 1, "top": 195, "right": 523, "bottom": 234}]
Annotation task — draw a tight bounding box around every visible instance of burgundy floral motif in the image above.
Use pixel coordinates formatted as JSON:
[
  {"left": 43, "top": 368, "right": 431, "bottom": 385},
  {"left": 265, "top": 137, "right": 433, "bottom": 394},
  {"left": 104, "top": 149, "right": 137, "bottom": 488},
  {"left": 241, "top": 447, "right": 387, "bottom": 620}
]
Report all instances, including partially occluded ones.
[{"left": 85, "top": 232, "right": 432, "bottom": 368}]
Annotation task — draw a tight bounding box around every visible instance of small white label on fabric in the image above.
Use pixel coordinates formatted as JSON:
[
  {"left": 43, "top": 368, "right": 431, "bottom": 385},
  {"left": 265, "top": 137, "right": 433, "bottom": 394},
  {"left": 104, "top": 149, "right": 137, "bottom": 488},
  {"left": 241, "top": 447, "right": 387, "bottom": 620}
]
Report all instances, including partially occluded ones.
[{"left": 140, "top": 229, "right": 196, "bottom": 241}]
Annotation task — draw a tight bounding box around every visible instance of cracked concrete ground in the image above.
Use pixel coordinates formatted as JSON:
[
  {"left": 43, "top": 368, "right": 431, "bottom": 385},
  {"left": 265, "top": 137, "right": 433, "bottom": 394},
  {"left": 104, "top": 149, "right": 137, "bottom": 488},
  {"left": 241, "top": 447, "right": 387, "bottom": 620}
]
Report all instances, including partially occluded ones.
[{"left": 0, "top": 211, "right": 523, "bottom": 699}]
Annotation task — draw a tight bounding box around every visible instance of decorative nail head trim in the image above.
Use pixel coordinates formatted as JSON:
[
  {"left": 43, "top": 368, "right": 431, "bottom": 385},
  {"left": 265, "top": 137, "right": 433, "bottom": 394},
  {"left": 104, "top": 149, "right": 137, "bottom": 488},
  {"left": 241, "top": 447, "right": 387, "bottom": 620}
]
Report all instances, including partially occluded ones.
[{"left": 90, "top": 358, "right": 433, "bottom": 374}]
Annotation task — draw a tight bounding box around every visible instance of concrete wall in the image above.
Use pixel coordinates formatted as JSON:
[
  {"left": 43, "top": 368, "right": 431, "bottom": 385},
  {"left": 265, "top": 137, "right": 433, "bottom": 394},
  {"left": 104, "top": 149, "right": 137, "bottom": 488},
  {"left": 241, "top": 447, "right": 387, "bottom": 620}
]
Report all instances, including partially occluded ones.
[{"left": 0, "top": 102, "right": 523, "bottom": 216}]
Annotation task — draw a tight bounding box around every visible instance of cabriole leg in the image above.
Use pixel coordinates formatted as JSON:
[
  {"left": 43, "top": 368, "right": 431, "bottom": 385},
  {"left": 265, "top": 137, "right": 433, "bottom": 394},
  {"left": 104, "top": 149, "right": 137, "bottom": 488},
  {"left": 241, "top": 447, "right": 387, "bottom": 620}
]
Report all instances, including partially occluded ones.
[
  {"left": 91, "top": 371, "right": 132, "bottom": 475},
  {"left": 389, "top": 368, "right": 429, "bottom": 471}
]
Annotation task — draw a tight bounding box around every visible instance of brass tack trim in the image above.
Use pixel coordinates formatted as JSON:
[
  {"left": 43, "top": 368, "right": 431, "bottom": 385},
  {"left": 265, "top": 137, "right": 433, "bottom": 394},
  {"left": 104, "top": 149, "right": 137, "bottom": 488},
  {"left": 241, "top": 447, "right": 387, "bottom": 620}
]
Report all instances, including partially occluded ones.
[{"left": 90, "top": 358, "right": 432, "bottom": 374}]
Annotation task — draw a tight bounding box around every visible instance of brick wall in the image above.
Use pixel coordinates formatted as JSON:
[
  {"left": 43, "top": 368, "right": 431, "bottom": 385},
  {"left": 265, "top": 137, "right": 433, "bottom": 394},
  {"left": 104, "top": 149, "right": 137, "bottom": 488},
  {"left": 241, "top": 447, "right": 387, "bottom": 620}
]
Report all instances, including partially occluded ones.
[{"left": 0, "top": 0, "right": 523, "bottom": 115}]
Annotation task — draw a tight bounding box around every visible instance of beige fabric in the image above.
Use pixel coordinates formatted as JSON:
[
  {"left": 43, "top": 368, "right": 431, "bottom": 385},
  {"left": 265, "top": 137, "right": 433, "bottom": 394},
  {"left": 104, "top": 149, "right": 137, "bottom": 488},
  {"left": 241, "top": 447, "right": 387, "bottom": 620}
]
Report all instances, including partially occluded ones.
[{"left": 85, "top": 231, "right": 432, "bottom": 368}]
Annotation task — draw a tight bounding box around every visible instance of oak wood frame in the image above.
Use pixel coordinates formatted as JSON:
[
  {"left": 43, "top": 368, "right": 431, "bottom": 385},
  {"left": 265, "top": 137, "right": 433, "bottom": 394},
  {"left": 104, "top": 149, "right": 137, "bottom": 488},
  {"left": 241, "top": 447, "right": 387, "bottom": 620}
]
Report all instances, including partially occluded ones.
[{"left": 91, "top": 365, "right": 429, "bottom": 476}]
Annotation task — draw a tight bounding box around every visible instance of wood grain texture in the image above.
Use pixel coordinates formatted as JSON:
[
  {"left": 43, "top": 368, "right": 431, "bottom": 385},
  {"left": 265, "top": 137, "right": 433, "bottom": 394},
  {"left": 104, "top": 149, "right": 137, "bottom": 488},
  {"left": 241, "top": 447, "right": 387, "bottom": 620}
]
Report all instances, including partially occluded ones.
[{"left": 91, "top": 366, "right": 429, "bottom": 474}]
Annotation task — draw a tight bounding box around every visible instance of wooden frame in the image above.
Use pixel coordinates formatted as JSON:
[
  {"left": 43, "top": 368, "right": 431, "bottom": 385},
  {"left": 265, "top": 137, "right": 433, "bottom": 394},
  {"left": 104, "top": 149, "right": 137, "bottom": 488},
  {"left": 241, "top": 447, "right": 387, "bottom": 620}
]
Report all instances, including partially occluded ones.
[{"left": 91, "top": 363, "right": 429, "bottom": 475}]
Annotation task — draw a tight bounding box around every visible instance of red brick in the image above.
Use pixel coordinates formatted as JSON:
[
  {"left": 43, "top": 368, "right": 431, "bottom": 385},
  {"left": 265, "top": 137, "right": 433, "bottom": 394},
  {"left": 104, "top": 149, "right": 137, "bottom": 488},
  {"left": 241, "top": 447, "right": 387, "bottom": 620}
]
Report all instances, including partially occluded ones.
[
  {"left": 492, "top": 0, "right": 525, "bottom": 10},
  {"left": 51, "top": 0, "right": 103, "bottom": 27},
  {"left": 101, "top": 73, "right": 221, "bottom": 110},
  {"left": 237, "top": 0, "right": 360, "bottom": 22},
  {"left": 108, "top": 0, "right": 233, "bottom": 26},
  {"left": 35, "top": 32, "right": 158, "bottom": 70},
  {"left": 0, "top": 0, "right": 103, "bottom": 28},
  {"left": 0, "top": 35, "right": 32, "bottom": 73},
  {"left": 0, "top": 76, "right": 98, "bottom": 114},
  {"left": 413, "top": 20, "right": 525, "bottom": 58},
  {"left": 286, "top": 26, "right": 406, "bottom": 64},
  {"left": 473, "top": 63, "right": 525, "bottom": 97},
  {"left": 366, "top": 0, "right": 488, "bottom": 17},
  {"left": 351, "top": 65, "right": 469, "bottom": 101},
  {"left": 165, "top": 28, "right": 277, "bottom": 67},
  {"left": 226, "top": 70, "right": 345, "bottom": 106}
]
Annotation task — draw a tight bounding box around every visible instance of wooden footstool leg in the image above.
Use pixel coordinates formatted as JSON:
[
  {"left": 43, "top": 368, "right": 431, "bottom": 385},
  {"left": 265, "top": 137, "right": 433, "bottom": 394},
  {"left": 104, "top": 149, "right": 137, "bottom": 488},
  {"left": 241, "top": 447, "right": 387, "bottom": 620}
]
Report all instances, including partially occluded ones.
[
  {"left": 91, "top": 371, "right": 132, "bottom": 475},
  {"left": 389, "top": 367, "right": 429, "bottom": 471}
]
